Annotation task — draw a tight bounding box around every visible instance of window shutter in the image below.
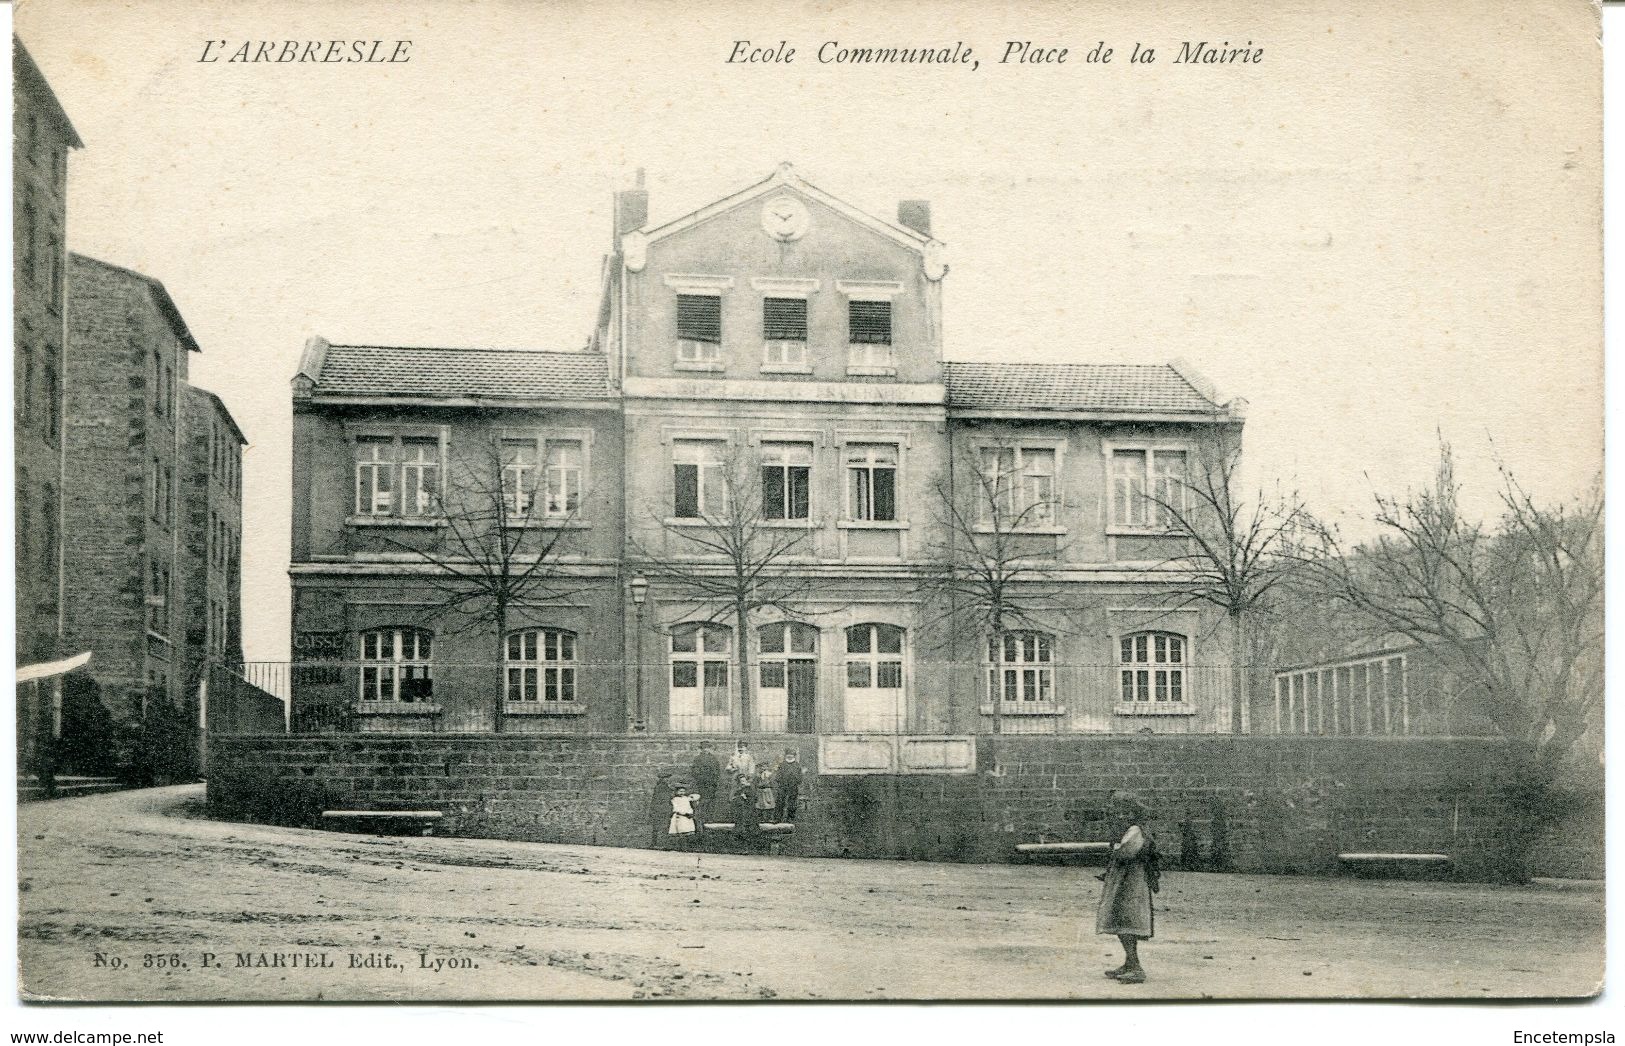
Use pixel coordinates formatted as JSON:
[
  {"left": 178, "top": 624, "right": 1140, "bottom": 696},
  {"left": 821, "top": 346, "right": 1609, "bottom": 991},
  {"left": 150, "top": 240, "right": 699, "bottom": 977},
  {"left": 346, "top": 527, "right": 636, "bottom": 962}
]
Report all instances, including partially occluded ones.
[
  {"left": 763, "top": 297, "right": 807, "bottom": 341},
  {"left": 848, "top": 300, "right": 892, "bottom": 344},
  {"left": 676, "top": 294, "right": 722, "bottom": 343}
]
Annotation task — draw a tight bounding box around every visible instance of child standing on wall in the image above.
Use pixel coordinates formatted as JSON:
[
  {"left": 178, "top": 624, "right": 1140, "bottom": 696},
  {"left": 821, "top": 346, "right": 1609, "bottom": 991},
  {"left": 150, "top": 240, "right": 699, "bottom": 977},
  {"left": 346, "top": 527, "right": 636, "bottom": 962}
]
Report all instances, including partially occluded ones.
[
  {"left": 755, "top": 765, "right": 777, "bottom": 820},
  {"left": 1096, "top": 791, "right": 1161, "bottom": 985}
]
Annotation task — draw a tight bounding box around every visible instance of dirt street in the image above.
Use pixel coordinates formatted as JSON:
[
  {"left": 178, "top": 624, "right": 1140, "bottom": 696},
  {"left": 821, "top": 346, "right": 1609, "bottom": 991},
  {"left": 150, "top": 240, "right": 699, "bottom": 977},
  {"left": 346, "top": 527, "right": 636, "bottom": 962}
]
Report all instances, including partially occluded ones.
[{"left": 17, "top": 786, "right": 1604, "bottom": 1001}]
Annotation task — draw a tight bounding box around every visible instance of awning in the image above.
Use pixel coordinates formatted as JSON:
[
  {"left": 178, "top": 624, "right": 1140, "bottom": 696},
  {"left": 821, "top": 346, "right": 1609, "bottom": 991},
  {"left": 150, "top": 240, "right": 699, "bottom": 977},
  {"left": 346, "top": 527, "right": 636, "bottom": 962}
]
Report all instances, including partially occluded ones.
[{"left": 17, "top": 651, "right": 92, "bottom": 684}]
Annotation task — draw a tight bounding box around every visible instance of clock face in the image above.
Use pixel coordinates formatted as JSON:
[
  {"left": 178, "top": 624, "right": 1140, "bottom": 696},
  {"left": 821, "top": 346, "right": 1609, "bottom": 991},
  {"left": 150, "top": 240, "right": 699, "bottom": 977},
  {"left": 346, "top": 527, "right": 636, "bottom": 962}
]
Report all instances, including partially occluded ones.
[{"left": 761, "top": 195, "right": 810, "bottom": 242}]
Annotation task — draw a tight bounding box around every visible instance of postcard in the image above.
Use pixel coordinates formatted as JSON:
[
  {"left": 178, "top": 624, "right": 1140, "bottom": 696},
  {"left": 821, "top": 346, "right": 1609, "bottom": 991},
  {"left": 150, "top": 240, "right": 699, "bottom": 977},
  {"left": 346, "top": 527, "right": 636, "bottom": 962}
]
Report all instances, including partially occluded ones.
[{"left": 12, "top": 0, "right": 1604, "bottom": 1007}]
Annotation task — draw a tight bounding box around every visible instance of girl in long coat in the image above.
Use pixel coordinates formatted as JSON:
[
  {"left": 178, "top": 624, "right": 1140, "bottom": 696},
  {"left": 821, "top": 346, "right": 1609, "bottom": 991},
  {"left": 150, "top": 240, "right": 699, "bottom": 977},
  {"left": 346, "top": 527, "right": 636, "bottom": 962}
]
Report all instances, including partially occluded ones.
[{"left": 1096, "top": 792, "right": 1161, "bottom": 984}]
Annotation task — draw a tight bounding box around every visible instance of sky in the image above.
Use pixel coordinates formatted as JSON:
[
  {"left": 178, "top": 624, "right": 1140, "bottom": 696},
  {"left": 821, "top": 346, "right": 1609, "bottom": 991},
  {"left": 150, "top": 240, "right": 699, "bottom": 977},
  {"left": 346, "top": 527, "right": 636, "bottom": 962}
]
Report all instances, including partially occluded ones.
[{"left": 17, "top": 0, "right": 1602, "bottom": 664}]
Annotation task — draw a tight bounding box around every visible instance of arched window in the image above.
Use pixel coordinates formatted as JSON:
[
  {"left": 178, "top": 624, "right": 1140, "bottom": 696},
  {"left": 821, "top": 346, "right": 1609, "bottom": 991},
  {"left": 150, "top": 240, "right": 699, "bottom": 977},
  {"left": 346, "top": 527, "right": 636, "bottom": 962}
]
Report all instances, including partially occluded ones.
[
  {"left": 670, "top": 623, "right": 732, "bottom": 723},
  {"left": 1119, "top": 631, "right": 1185, "bottom": 704},
  {"left": 986, "top": 631, "right": 1054, "bottom": 705},
  {"left": 759, "top": 622, "right": 819, "bottom": 734},
  {"left": 506, "top": 628, "right": 577, "bottom": 704},
  {"left": 359, "top": 627, "right": 433, "bottom": 702}
]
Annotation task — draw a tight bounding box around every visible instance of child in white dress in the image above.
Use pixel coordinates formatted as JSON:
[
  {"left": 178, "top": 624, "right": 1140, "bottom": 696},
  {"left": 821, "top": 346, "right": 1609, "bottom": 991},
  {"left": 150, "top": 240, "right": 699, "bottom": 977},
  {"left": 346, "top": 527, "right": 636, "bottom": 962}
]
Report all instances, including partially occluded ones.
[{"left": 668, "top": 783, "right": 699, "bottom": 845}]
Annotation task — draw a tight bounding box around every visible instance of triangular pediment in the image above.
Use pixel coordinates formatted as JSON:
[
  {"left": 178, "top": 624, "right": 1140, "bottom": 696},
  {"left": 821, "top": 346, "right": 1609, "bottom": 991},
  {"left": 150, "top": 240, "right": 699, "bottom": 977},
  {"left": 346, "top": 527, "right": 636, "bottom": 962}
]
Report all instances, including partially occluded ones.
[
  {"left": 621, "top": 163, "right": 946, "bottom": 280},
  {"left": 632, "top": 163, "right": 937, "bottom": 253}
]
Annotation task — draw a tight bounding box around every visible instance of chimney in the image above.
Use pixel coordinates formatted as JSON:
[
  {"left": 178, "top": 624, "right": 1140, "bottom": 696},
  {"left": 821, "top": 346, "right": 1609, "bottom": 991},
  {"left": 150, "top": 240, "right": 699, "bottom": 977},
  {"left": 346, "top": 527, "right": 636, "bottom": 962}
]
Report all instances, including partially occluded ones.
[
  {"left": 897, "top": 199, "right": 931, "bottom": 237},
  {"left": 613, "top": 168, "right": 649, "bottom": 248}
]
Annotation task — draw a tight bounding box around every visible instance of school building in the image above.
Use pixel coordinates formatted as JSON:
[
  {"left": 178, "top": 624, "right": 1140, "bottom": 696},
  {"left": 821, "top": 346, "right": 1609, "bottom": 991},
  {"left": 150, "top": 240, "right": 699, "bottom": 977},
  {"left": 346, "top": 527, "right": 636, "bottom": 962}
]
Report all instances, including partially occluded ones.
[{"left": 283, "top": 164, "right": 1252, "bottom": 766}]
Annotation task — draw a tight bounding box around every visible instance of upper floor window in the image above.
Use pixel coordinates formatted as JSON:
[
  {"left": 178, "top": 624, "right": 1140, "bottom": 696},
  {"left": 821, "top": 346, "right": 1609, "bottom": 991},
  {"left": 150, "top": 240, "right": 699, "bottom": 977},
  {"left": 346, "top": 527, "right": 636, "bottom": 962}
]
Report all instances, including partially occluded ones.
[
  {"left": 151, "top": 350, "right": 166, "bottom": 418},
  {"left": 1119, "top": 631, "right": 1186, "bottom": 704},
  {"left": 359, "top": 627, "right": 433, "bottom": 702},
  {"left": 848, "top": 300, "right": 892, "bottom": 345},
  {"left": 979, "top": 446, "right": 1057, "bottom": 527},
  {"left": 676, "top": 293, "right": 722, "bottom": 367},
  {"left": 502, "top": 438, "right": 537, "bottom": 516},
  {"left": 1110, "top": 448, "right": 1187, "bottom": 529},
  {"left": 16, "top": 469, "right": 30, "bottom": 564},
  {"left": 760, "top": 441, "right": 811, "bottom": 521},
  {"left": 762, "top": 297, "right": 808, "bottom": 369},
  {"left": 41, "top": 361, "right": 59, "bottom": 445},
  {"left": 18, "top": 348, "right": 32, "bottom": 426},
  {"left": 353, "top": 434, "right": 443, "bottom": 519},
  {"left": 676, "top": 293, "right": 722, "bottom": 342},
  {"left": 150, "top": 457, "right": 172, "bottom": 526},
  {"left": 846, "top": 444, "right": 897, "bottom": 522},
  {"left": 673, "top": 439, "right": 726, "bottom": 519},
  {"left": 47, "top": 232, "right": 62, "bottom": 313},
  {"left": 20, "top": 197, "right": 37, "bottom": 283},
  {"left": 987, "top": 631, "right": 1054, "bottom": 705},
  {"left": 847, "top": 300, "right": 894, "bottom": 374},
  {"left": 762, "top": 297, "right": 807, "bottom": 341},
  {"left": 506, "top": 628, "right": 577, "bottom": 704},
  {"left": 543, "top": 440, "right": 584, "bottom": 517},
  {"left": 146, "top": 558, "right": 170, "bottom": 633},
  {"left": 39, "top": 482, "right": 56, "bottom": 581}
]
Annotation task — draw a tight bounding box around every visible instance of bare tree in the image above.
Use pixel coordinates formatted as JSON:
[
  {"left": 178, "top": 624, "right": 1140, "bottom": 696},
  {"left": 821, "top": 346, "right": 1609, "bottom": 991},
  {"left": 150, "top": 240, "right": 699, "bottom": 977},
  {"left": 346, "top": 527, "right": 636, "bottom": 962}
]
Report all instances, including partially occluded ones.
[
  {"left": 1299, "top": 445, "right": 1603, "bottom": 788},
  {"left": 375, "top": 432, "right": 586, "bottom": 733},
  {"left": 915, "top": 444, "right": 1072, "bottom": 738},
  {"left": 1138, "top": 430, "right": 1306, "bottom": 733},
  {"left": 627, "top": 442, "right": 819, "bottom": 731}
]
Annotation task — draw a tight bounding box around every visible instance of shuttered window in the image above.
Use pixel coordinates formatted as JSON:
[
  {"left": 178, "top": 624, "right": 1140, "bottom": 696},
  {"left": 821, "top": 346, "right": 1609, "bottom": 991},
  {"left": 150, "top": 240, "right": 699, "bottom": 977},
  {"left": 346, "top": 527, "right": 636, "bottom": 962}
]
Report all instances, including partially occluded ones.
[
  {"left": 848, "top": 300, "right": 892, "bottom": 345},
  {"left": 763, "top": 297, "right": 807, "bottom": 341},
  {"left": 676, "top": 294, "right": 722, "bottom": 343}
]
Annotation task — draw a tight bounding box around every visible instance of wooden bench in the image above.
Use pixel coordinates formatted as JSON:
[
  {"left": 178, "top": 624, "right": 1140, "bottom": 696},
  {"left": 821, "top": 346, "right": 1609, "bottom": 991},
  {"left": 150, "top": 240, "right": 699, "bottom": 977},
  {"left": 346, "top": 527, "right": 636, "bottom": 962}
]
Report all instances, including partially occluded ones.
[
  {"left": 321, "top": 810, "right": 444, "bottom": 835},
  {"left": 1337, "top": 852, "right": 1453, "bottom": 877},
  {"left": 1016, "top": 841, "right": 1111, "bottom": 855},
  {"left": 703, "top": 822, "right": 794, "bottom": 835},
  {"left": 701, "top": 821, "right": 795, "bottom": 854}
]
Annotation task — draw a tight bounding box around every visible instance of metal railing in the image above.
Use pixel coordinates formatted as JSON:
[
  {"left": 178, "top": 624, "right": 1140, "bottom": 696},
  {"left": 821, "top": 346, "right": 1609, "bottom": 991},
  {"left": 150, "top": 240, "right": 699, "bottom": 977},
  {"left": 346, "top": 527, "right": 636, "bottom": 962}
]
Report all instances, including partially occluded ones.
[{"left": 192, "top": 660, "right": 1504, "bottom": 737}]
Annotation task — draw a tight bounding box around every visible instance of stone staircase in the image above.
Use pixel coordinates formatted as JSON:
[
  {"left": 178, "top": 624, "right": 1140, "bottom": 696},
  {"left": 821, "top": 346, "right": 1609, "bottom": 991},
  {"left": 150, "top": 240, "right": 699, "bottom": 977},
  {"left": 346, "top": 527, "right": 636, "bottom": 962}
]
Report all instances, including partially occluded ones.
[{"left": 17, "top": 774, "right": 127, "bottom": 802}]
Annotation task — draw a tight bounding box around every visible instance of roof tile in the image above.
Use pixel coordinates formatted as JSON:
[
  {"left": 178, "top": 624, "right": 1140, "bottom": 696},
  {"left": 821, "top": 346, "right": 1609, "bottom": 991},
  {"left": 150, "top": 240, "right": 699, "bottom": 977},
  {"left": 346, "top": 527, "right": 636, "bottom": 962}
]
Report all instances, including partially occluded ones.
[
  {"left": 943, "top": 362, "right": 1220, "bottom": 414},
  {"left": 314, "top": 344, "right": 613, "bottom": 400}
]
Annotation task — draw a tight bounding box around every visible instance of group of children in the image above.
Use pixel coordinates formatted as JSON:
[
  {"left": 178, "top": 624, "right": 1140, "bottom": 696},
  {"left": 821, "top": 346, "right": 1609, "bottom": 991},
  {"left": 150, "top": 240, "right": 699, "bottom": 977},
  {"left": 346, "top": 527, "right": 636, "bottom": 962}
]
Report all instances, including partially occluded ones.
[
  {"left": 654, "top": 741, "right": 805, "bottom": 847},
  {"left": 652, "top": 750, "right": 1162, "bottom": 986}
]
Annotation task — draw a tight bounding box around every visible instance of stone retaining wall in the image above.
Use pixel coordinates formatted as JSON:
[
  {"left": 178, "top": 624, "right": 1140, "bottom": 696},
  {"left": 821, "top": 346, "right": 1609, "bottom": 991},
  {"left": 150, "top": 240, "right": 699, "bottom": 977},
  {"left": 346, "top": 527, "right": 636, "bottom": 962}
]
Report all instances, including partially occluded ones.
[{"left": 207, "top": 733, "right": 1603, "bottom": 881}]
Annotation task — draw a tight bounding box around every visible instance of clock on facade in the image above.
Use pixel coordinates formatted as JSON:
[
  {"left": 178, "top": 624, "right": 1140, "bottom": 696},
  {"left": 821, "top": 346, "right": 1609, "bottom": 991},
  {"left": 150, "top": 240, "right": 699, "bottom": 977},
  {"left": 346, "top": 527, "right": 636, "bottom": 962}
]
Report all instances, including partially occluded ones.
[{"left": 761, "top": 195, "right": 810, "bottom": 242}]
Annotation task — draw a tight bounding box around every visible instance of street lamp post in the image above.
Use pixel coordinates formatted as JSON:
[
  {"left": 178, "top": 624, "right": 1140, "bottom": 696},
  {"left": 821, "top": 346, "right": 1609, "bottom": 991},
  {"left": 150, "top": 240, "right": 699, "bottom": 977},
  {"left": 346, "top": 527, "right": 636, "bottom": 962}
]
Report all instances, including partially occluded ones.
[{"left": 629, "top": 575, "right": 649, "bottom": 732}]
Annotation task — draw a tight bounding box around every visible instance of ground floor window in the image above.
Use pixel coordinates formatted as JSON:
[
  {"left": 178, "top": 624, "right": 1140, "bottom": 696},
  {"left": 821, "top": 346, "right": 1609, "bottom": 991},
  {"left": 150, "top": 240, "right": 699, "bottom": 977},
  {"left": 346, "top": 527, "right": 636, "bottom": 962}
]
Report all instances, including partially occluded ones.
[
  {"left": 844, "top": 623, "right": 905, "bottom": 731},
  {"left": 670, "top": 623, "right": 732, "bottom": 725},
  {"left": 1119, "top": 631, "right": 1184, "bottom": 704},
  {"left": 987, "top": 631, "right": 1054, "bottom": 704},
  {"left": 507, "top": 628, "right": 577, "bottom": 703},
  {"left": 359, "top": 627, "right": 433, "bottom": 702}
]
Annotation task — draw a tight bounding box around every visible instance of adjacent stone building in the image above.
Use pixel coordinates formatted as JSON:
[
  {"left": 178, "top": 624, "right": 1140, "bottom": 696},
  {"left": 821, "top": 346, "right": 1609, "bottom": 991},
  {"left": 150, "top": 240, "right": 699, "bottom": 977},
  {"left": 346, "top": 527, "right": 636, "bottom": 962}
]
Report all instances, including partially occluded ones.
[
  {"left": 182, "top": 386, "right": 247, "bottom": 673},
  {"left": 287, "top": 166, "right": 1248, "bottom": 756},
  {"left": 13, "top": 38, "right": 81, "bottom": 668},
  {"left": 62, "top": 254, "right": 249, "bottom": 772}
]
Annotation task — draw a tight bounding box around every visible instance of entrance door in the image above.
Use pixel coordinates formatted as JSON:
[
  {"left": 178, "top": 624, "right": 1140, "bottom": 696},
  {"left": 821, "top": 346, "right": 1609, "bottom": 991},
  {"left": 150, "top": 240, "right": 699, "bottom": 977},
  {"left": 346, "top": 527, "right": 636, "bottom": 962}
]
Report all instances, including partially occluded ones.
[
  {"left": 787, "top": 660, "right": 817, "bottom": 734},
  {"left": 843, "top": 623, "right": 905, "bottom": 733},
  {"left": 757, "top": 622, "right": 818, "bottom": 733}
]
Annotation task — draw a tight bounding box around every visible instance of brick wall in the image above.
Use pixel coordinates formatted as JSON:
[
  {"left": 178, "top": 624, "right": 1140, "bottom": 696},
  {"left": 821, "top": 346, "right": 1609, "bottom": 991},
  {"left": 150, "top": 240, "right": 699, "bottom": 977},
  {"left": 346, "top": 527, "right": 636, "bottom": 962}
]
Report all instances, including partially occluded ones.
[{"left": 206, "top": 734, "right": 1603, "bottom": 881}]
